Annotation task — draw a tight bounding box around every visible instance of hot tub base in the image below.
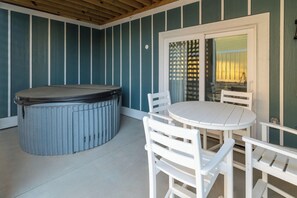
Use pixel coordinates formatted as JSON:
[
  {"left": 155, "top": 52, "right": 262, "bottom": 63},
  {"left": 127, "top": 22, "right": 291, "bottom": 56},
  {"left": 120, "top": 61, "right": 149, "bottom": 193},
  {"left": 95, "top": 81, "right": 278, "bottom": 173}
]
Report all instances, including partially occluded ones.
[{"left": 17, "top": 97, "right": 121, "bottom": 155}]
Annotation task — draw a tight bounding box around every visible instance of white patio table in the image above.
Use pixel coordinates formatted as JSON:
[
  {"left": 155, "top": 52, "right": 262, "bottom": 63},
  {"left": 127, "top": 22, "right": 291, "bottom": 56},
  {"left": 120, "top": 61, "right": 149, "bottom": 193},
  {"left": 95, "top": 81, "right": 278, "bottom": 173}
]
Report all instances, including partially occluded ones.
[{"left": 168, "top": 101, "right": 256, "bottom": 170}]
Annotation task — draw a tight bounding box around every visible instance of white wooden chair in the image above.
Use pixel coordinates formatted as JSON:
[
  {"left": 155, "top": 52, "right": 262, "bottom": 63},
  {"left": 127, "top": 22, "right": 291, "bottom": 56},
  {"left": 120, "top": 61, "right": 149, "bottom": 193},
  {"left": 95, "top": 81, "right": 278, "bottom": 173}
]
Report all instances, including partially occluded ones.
[
  {"left": 203, "top": 89, "right": 253, "bottom": 153},
  {"left": 143, "top": 116, "right": 235, "bottom": 198},
  {"left": 243, "top": 122, "right": 297, "bottom": 198},
  {"left": 147, "top": 91, "right": 173, "bottom": 124}
]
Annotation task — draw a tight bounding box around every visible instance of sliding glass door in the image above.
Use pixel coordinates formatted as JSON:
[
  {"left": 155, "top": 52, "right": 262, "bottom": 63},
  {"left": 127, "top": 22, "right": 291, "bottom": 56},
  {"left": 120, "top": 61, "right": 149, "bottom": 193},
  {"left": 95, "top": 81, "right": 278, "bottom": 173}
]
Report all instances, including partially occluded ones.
[{"left": 163, "top": 30, "right": 254, "bottom": 105}]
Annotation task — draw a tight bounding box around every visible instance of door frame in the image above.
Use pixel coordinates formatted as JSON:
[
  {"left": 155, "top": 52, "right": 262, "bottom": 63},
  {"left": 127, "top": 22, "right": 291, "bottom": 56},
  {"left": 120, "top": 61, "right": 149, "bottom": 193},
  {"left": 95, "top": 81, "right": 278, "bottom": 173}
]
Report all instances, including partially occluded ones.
[{"left": 159, "top": 13, "right": 269, "bottom": 138}]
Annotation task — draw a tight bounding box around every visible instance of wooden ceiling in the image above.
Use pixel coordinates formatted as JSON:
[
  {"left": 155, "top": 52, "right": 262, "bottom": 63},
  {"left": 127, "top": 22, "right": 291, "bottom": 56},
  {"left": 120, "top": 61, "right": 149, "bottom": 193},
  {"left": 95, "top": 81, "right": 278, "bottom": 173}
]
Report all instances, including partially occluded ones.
[{"left": 1, "top": 0, "right": 178, "bottom": 25}]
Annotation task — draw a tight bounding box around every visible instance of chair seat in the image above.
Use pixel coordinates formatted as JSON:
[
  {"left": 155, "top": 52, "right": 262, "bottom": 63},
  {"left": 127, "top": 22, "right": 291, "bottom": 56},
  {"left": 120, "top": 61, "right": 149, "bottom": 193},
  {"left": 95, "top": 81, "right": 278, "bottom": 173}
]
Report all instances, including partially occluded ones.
[
  {"left": 252, "top": 146, "right": 297, "bottom": 186},
  {"left": 157, "top": 156, "right": 221, "bottom": 196}
]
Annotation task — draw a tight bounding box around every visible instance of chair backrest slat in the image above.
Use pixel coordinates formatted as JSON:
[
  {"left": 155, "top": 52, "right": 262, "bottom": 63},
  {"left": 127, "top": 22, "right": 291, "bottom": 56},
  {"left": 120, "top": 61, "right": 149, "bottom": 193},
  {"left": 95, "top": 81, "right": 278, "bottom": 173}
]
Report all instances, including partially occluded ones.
[
  {"left": 143, "top": 117, "right": 202, "bottom": 169},
  {"left": 147, "top": 117, "right": 197, "bottom": 140},
  {"left": 148, "top": 91, "right": 171, "bottom": 113},
  {"left": 150, "top": 130, "right": 194, "bottom": 155},
  {"left": 151, "top": 143, "right": 196, "bottom": 169},
  {"left": 221, "top": 89, "right": 252, "bottom": 110}
]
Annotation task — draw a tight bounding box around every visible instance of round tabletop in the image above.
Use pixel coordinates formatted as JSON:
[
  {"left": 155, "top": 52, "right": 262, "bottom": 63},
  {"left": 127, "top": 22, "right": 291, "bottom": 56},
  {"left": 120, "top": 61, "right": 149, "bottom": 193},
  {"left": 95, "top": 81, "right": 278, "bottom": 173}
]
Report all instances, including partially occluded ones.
[{"left": 168, "top": 101, "right": 256, "bottom": 131}]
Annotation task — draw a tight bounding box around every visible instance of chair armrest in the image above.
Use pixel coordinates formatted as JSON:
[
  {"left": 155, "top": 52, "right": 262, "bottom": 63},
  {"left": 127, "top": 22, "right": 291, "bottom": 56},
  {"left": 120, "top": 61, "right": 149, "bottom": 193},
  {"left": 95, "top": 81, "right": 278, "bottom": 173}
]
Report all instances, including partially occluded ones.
[
  {"left": 201, "top": 138, "right": 235, "bottom": 175},
  {"left": 260, "top": 122, "right": 297, "bottom": 136},
  {"left": 148, "top": 112, "right": 173, "bottom": 123},
  {"left": 242, "top": 136, "right": 297, "bottom": 159}
]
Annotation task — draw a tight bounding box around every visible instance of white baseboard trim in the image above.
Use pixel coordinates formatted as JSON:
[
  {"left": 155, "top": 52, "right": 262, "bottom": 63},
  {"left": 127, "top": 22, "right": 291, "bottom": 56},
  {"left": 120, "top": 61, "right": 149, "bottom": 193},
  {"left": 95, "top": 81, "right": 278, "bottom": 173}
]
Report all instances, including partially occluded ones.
[
  {"left": 121, "top": 107, "right": 148, "bottom": 120},
  {"left": 0, "top": 116, "right": 17, "bottom": 130}
]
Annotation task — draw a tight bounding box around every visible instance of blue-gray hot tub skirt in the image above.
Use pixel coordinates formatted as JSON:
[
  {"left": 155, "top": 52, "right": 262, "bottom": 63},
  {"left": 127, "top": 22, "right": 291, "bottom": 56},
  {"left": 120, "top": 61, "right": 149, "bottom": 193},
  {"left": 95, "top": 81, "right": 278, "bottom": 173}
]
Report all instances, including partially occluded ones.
[{"left": 16, "top": 85, "right": 121, "bottom": 155}]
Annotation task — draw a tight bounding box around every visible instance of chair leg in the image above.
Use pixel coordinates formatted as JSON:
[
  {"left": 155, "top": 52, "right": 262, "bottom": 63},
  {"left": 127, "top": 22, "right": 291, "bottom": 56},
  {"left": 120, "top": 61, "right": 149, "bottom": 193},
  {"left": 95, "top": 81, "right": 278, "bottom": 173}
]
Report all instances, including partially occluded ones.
[
  {"left": 262, "top": 172, "right": 268, "bottom": 198},
  {"left": 224, "top": 150, "right": 233, "bottom": 198},
  {"left": 148, "top": 165, "right": 157, "bottom": 198},
  {"left": 169, "top": 176, "right": 174, "bottom": 198},
  {"left": 202, "top": 129, "right": 207, "bottom": 149},
  {"left": 245, "top": 142, "right": 253, "bottom": 198}
]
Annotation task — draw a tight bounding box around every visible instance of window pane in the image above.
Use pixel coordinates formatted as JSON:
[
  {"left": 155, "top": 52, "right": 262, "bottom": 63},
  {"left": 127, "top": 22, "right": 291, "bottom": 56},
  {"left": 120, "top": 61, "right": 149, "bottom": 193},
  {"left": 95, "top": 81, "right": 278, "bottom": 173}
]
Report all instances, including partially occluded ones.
[
  {"left": 169, "top": 39, "right": 199, "bottom": 103},
  {"left": 205, "top": 35, "right": 247, "bottom": 101}
]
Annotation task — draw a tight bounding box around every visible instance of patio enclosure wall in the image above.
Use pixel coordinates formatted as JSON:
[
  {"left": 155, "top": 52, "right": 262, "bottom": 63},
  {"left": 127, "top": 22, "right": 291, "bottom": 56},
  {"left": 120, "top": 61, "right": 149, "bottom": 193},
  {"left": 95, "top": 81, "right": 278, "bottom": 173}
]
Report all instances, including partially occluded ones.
[{"left": 0, "top": 0, "right": 297, "bottom": 146}]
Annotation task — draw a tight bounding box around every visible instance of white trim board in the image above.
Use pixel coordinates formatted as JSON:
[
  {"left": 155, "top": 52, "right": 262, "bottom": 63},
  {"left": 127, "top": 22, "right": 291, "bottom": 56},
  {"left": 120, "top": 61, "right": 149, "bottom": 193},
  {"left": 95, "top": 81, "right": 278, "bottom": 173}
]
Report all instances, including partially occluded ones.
[
  {"left": 0, "top": 116, "right": 17, "bottom": 130},
  {"left": 121, "top": 107, "right": 148, "bottom": 120}
]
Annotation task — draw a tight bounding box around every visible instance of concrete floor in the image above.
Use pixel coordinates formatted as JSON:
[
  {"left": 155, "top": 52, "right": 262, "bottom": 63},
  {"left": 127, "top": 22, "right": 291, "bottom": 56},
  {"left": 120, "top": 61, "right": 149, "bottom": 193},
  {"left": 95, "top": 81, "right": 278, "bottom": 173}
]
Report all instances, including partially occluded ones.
[{"left": 0, "top": 116, "right": 296, "bottom": 198}]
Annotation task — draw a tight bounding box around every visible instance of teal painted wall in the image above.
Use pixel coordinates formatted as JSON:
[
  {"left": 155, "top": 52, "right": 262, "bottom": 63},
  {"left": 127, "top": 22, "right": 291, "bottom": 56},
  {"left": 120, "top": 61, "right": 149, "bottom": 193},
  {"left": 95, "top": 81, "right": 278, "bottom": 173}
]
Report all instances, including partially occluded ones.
[
  {"left": 80, "top": 26, "right": 91, "bottom": 84},
  {"left": 106, "top": 27, "right": 112, "bottom": 85},
  {"left": 66, "top": 23, "right": 78, "bottom": 84},
  {"left": 11, "top": 12, "right": 30, "bottom": 116},
  {"left": 141, "top": 16, "right": 152, "bottom": 112},
  {"left": 183, "top": 2, "right": 199, "bottom": 28},
  {"left": 225, "top": 0, "right": 247, "bottom": 20},
  {"left": 284, "top": 0, "right": 297, "bottom": 147},
  {"left": 32, "top": 16, "right": 48, "bottom": 88},
  {"left": 0, "top": 9, "right": 8, "bottom": 118},
  {"left": 98, "top": 30, "right": 106, "bottom": 84},
  {"left": 252, "top": 0, "right": 281, "bottom": 144},
  {"left": 167, "top": 7, "right": 181, "bottom": 30},
  {"left": 202, "top": 0, "right": 221, "bottom": 24},
  {"left": 50, "top": 20, "right": 64, "bottom": 85},
  {"left": 131, "top": 19, "right": 140, "bottom": 110},
  {"left": 153, "top": 12, "right": 165, "bottom": 93},
  {"left": 121, "top": 22, "right": 130, "bottom": 107},
  {"left": 113, "top": 25, "right": 121, "bottom": 86},
  {"left": 92, "top": 29, "right": 101, "bottom": 84}
]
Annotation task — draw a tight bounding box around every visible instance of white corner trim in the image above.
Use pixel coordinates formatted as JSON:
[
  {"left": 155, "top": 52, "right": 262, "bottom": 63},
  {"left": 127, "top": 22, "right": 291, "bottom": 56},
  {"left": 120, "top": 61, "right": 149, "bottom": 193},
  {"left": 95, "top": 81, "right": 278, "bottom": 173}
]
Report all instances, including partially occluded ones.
[
  {"left": 64, "top": 22, "right": 67, "bottom": 85},
  {"left": 90, "top": 28, "right": 93, "bottom": 84},
  {"left": 248, "top": 0, "right": 251, "bottom": 15},
  {"left": 8, "top": 10, "right": 11, "bottom": 117},
  {"left": 0, "top": 116, "right": 17, "bottom": 130},
  {"left": 279, "top": 0, "right": 284, "bottom": 144},
  {"left": 221, "top": 0, "right": 224, "bottom": 20},
  {"left": 48, "top": 19, "right": 51, "bottom": 85},
  {"left": 29, "top": 15, "right": 32, "bottom": 88},
  {"left": 121, "top": 107, "right": 148, "bottom": 120},
  {"left": 78, "top": 25, "right": 80, "bottom": 84}
]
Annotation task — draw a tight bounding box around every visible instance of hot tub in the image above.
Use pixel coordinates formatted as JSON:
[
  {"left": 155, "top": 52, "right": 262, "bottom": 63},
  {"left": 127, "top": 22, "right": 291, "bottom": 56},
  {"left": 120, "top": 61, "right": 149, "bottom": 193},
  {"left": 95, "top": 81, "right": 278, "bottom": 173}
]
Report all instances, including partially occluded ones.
[{"left": 15, "top": 85, "right": 121, "bottom": 155}]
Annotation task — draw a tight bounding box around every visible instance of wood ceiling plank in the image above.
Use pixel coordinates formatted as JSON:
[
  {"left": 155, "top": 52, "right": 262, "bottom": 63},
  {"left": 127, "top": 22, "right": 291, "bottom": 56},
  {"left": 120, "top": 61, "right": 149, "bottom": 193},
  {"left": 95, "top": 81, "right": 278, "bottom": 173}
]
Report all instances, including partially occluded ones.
[
  {"left": 101, "top": 0, "right": 135, "bottom": 12},
  {"left": 82, "top": 0, "right": 128, "bottom": 15},
  {"left": 105, "top": 0, "right": 177, "bottom": 24},
  {"left": 135, "top": 0, "right": 152, "bottom": 6},
  {"left": 33, "top": 0, "right": 109, "bottom": 21},
  {"left": 3, "top": 0, "right": 104, "bottom": 24},
  {"left": 32, "top": 0, "right": 110, "bottom": 21},
  {"left": 46, "top": 0, "right": 114, "bottom": 19},
  {"left": 2, "top": 0, "right": 178, "bottom": 25},
  {"left": 63, "top": 0, "right": 120, "bottom": 18},
  {"left": 118, "top": 0, "right": 143, "bottom": 9}
]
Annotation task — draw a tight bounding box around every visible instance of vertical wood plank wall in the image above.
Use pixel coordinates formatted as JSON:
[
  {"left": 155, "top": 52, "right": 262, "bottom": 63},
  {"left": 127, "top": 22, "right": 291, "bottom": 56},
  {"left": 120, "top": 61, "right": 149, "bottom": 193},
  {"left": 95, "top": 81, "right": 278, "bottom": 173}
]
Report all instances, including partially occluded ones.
[
  {"left": 0, "top": 1, "right": 297, "bottom": 146},
  {"left": 0, "top": 9, "right": 8, "bottom": 118}
]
